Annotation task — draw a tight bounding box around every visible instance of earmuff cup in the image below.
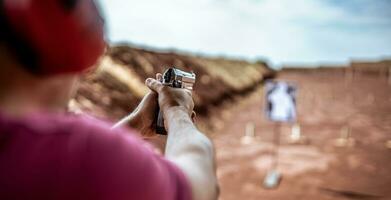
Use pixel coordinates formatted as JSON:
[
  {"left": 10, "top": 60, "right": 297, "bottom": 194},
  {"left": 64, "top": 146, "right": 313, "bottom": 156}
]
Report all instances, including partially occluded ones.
[{"left": 0, "top": 0, "right": 106, "bottom": 76}]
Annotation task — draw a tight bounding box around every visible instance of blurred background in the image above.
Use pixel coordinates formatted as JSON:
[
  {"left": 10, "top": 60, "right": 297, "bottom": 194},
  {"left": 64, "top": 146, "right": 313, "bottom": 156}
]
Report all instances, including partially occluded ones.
[
  {"left": 98, "top": 0, "right": 391, "bottom": 67},
  {"left": 69, "top": 0, "right": 391, "bottom": 199}
]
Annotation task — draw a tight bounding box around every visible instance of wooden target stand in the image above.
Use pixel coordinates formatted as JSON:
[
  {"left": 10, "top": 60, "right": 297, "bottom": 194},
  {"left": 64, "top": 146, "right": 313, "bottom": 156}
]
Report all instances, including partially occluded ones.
[
  {"left": 288, "top": 123, "right": 309, "bottom": 145},
  {"left": 334, "top": 125, "right": 355, "bottom": 147},
  {"left": 240, "top": 122, "right": 257, "bottom": 145}
]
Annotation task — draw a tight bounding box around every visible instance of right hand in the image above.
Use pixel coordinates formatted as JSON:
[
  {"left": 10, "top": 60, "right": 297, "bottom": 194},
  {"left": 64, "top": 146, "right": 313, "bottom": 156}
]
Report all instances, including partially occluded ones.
[{"left": 145, "top": 74, "right": 194, "bottom": 119}]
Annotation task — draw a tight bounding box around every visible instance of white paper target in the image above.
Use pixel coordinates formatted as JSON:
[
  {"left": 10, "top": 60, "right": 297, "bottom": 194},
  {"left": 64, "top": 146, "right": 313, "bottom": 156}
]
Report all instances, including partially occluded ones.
[{"left": 265, "top": 81, "right": 297, "bottom": 122}]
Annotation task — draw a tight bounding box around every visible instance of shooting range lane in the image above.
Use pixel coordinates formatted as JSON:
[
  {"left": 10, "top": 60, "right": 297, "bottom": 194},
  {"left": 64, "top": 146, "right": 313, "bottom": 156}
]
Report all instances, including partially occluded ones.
[{"left": 209, "top": 69, "right": 391, "bottom": 200}]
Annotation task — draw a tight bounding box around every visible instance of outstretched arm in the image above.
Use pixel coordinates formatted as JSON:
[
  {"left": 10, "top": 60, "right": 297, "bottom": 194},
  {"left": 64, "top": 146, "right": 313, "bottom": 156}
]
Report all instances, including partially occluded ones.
[{"left": 146, "top": 77, "right": 219, "bottom": 200}]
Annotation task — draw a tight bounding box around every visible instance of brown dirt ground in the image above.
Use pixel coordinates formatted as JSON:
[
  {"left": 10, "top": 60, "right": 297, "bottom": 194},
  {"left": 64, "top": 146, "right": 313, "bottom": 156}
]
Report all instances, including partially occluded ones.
[{"left": 208, "top": 70, "right": 391, "bottom": 200}]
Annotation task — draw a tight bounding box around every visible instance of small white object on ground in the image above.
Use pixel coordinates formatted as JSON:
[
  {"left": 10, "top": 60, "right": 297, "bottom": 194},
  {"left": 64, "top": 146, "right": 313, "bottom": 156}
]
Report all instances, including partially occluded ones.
[{"left": 263, "top": 170, "right": 282, "bottom": 189}]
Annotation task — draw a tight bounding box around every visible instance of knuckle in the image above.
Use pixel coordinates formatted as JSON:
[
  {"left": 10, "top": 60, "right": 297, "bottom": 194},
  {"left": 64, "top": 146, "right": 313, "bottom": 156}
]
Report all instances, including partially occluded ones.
[{"left": 148, "top": 80, "right": 156, "bottom": 88}]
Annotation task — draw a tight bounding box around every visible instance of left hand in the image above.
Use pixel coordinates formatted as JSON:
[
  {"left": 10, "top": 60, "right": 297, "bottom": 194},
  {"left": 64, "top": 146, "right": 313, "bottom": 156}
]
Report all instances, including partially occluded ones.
[
  {"left": 112, "top": 90, "right": 159, "bottom": 137},
  {"left": 126, "top": 91, "right": 159, "bottom": 137}
]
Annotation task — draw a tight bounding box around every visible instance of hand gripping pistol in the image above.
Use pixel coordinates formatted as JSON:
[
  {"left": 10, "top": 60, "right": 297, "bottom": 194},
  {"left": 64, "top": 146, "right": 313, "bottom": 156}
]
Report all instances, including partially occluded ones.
[{"left": 156, "top": 67, "right": 196, "bottom": 135}]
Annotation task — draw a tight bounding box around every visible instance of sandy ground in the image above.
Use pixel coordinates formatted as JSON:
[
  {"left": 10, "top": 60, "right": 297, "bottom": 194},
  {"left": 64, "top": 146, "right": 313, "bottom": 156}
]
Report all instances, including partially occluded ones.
[{"left": 209, "top": 70, "right": 391, "bottom": 200}]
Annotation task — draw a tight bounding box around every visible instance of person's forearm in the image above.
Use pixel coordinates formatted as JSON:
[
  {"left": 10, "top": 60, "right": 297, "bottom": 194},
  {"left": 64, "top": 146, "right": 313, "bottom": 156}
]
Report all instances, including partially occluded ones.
[
  {"left": 163, "top": 106, "right": 209, "bottom": 157},
  {"left": 111, "top": 112, "right": 137, "bottom": 129},
  {"left": 112, "top": 113, "right": 154, "bottom": 137},
  {"left": 164, "top": 106, "right": 218, "bottom": 200}
]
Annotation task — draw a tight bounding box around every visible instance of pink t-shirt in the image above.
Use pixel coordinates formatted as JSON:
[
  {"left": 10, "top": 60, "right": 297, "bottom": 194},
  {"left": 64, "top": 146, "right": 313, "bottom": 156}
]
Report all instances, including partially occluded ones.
[{"left": 0, "top": 112, "right": 191, "bottom": 200}]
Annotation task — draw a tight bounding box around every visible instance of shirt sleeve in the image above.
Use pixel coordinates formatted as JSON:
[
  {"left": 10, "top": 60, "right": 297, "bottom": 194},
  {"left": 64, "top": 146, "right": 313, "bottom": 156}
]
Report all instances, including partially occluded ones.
[{"left": 61, "top": 124, "right": 192, "bottom": 200}]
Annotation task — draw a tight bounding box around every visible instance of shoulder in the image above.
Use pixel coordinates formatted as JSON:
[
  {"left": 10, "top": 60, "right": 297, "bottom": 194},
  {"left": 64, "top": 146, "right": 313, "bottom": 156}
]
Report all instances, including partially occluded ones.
[
  {"left": 58, "top": 114, "right": 192, "bottom": 200},
  {"left": 0, "top": 112, "right": 192, "bottom": 200},
  {"left": 5, "top": 112, "right": 139, "bottom": 140},
  {"left": 0, "top": 112, "right": 149, "bottom": 164},
  {"left": 33, "top": 113, "right": 150, "bottom": 157}
]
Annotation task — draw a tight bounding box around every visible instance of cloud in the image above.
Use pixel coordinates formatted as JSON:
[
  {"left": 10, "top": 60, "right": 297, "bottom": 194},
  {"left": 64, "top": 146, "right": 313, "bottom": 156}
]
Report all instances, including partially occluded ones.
[{"left": 97, "top": 0, "right": 391, "bottom": 66}]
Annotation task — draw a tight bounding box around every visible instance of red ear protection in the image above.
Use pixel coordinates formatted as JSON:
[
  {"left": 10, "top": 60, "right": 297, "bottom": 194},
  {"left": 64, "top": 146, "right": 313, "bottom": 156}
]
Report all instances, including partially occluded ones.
[{"left": 1, "top": 0, "right": 106, "bottom": 75}]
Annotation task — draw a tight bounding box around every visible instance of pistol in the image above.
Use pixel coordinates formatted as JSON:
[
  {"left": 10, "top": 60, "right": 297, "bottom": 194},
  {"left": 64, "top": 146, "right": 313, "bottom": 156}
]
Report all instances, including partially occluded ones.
[{"left": 156, "top": 67, "right": 196, "bottom": 135}]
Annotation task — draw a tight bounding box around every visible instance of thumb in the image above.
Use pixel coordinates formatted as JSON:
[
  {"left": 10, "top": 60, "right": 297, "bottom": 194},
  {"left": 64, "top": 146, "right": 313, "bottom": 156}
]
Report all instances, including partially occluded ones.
[{"left": 145, "top": 78, "right": 163, "bottom": 93}]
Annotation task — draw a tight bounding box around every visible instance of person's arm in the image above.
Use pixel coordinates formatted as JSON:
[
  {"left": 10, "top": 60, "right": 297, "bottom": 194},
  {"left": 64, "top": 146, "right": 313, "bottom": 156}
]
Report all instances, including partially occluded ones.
[
  {"left": 165, "top": 107, "right": 218, "bottom": 200},
  {"left": 146, "top": 77, "right": 219, "bottom": 200},
  {"left": 111, "top": 91, "right": 157, "bottom": 136}
]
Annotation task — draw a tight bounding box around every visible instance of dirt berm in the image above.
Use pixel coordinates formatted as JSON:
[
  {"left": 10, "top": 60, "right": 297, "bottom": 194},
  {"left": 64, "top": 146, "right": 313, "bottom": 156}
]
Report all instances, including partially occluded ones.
[{"left": 69, "top": 45, "right": 274, "bottom": 122}]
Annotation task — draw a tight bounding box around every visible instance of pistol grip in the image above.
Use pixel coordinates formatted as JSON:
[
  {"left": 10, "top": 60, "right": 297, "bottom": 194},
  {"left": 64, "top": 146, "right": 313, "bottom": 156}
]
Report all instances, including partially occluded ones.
[{"left": 156, "top": 108, "right": 167, "bottom": 135}]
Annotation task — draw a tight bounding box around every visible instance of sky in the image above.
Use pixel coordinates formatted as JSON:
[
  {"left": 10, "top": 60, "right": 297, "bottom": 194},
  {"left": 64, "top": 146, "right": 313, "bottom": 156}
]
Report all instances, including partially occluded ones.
[{"left": 97, "top": 0, "right": 391, "bottom": 67}]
